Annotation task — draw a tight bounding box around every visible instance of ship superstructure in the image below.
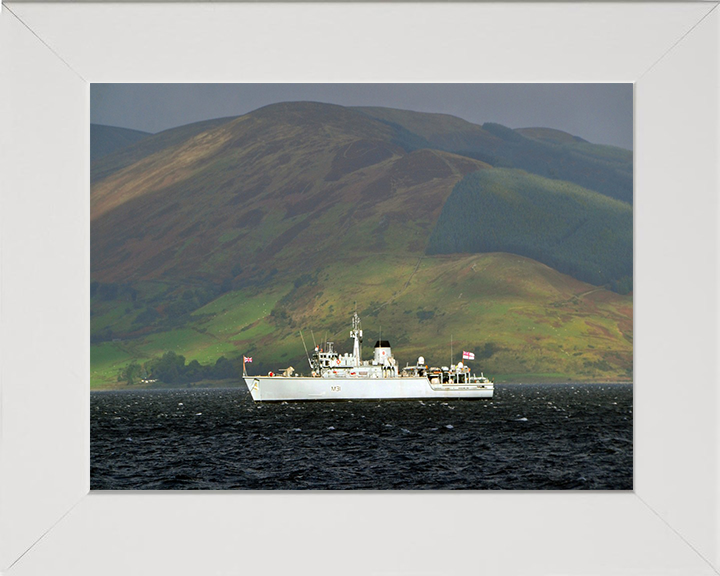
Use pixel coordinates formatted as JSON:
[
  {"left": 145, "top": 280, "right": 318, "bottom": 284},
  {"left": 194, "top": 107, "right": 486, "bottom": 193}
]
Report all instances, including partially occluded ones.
[{"left": 244, "top": 312, "right": 494, "bottom": 401}]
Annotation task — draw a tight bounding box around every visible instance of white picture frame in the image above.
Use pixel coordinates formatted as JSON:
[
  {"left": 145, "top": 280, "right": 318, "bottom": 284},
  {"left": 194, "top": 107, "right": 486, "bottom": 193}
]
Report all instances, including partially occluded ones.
[{"left": 1, "top": 2, "right": 718, "bottom": 574}]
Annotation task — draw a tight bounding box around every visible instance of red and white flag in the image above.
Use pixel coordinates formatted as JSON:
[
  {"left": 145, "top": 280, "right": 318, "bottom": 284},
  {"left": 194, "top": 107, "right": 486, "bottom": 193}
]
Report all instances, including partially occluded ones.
[
  {"left": 243, "top": 356, "right": 253, "bottom": 363},
  {"left": 462, "top": 351, "right": 475, "bottom": 360}
]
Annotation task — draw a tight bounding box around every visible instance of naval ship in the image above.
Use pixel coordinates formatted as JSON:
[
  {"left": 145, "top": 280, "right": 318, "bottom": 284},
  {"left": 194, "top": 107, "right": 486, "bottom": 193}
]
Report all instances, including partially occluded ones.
[{"left": 243, "top": 312, "right": 494, "bottom": 401}]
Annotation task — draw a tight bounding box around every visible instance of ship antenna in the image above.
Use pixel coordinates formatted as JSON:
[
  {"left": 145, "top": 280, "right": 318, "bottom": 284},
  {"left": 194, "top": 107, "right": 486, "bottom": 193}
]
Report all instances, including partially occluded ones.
[
  {"left": 450, "top": 333, "right": 453, "bottom": 366},
  {"left": 311, "top": 329, "right": 317, "bottom": 348},
  {"left": 299, "top": 330, "right": 312, "bottom": 370}
]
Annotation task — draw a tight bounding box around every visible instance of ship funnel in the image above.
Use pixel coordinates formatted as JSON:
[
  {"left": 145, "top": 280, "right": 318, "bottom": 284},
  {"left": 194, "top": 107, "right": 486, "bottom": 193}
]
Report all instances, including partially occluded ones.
[{"left": 374, "top": 340, "right": 392, "bottom": 365}]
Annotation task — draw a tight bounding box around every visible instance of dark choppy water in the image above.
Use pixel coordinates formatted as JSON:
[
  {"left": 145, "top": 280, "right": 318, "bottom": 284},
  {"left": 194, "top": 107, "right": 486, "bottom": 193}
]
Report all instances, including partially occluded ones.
[{"left": 91, "top": 384, "right": 632, "bottom": 490}]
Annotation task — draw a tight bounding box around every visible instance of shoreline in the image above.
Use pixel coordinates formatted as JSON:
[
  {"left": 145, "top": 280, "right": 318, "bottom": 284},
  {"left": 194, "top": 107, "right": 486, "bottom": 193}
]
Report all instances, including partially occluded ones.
[
  {"left": 497, "top": 381, "right": 633, "bottom": 386},
  {"left": 91, "top": 378, "right": 243, "bottom": 392},
  {"left": 91, "top": 379, "right": 633, "bottom": 392}
]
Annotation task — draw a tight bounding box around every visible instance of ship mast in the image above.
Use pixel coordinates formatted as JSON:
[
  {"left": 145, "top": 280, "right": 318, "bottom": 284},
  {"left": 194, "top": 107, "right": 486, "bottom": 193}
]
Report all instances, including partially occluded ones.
[{"left": 351, "top": 311, "right": 363, "bottom": 367}]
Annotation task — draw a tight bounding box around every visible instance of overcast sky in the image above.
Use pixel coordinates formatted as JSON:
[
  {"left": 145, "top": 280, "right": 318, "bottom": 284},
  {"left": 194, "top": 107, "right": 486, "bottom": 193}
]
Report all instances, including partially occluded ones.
[{"left": 91, "top": 84, "right": 633, "bottom": 150}]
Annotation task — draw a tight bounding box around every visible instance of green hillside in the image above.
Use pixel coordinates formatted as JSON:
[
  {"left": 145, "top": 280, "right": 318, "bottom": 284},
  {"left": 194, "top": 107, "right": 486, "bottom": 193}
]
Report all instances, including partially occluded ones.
[
  {"left": 91, "top": 103, "right": 488, "bottom": 284},
  {"left": 356, "top": 107, "right": 633, "bottom": 204},
  {"left": 90, "top": 102, "right": 632, "bottom": 388},
  {"left": 91, "top": 252, "right": 632, "bottom": 388},
  {"left": 91, "top": 116, "right": 237, "bottom": 183},
  {"left": 427, "top": 169, "right": 633, "bottom": 292}
]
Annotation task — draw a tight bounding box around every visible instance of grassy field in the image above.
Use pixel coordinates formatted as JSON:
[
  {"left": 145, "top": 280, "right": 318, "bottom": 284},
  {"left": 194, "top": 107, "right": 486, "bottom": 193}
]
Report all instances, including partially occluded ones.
[{"left": 91, "top": 252, "right": 632, "bottom": 389}]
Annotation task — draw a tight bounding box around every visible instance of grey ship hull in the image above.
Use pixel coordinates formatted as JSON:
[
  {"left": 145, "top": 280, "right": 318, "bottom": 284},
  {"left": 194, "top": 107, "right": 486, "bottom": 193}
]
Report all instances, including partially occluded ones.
[{"left": 244, "top": 375, "right": 494, "bottom": 402}]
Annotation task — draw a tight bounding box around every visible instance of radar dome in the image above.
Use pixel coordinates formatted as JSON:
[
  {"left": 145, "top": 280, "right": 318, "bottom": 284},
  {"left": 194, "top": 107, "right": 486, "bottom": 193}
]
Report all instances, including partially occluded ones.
[{"left": 418, "top": 356, "right": 425, "bottom": 365}]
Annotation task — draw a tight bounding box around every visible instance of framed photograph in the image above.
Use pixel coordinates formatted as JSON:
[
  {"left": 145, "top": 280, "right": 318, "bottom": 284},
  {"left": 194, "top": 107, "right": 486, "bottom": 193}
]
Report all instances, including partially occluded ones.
[
  {"left": 1, "top": 2, "right": 718, "bottom": 575},
  {"left": 88, "top": 81, "right": 634, "bottom": 492}
]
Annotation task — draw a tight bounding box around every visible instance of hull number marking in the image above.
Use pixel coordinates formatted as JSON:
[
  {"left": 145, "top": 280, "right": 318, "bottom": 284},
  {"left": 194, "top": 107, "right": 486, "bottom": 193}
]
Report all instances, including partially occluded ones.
[{"left": 331, "top": 386, "right": 341, "bottom": 392}]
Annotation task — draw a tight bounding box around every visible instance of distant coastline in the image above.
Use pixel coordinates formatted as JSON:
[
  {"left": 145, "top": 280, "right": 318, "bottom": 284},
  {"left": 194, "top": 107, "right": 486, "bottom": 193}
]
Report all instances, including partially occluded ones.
[
  {"left": 90, "top": 377, "right": 632, "bottom": 392},
  {"left": 91, "top": 378, "right": 243, "bottom": 392}
]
